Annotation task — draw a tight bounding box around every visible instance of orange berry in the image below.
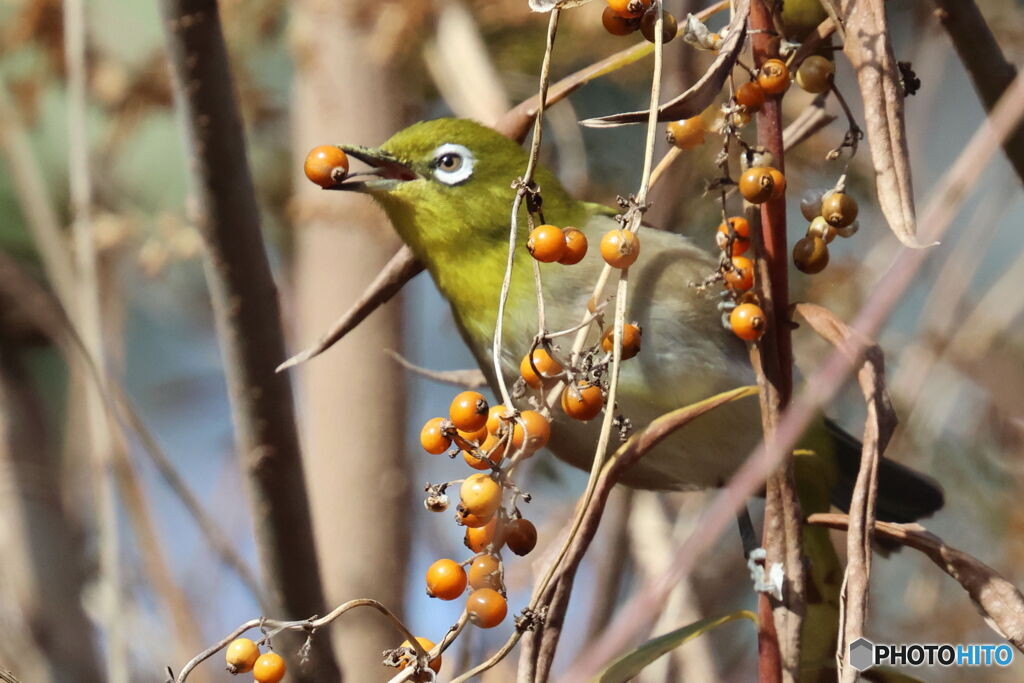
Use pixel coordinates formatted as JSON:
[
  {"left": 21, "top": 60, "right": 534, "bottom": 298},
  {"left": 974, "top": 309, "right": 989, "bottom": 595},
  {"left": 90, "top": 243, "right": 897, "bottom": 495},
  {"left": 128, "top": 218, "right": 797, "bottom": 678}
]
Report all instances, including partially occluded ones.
[
  {"left": 561, "top": 382, "right": 604, "bottom": 421},
  {"left": 457, "top": 509, "right": 493, "bottom": 528},
  {"left": 457, "top": 425, "right": 488, "bottom": 447},
  {"left": 735, "top": 82, "right": 766, "bottom": 113},
  {"left": 821, "top": 192, "right": 858, "bottom": 228},
  {"left": 606, "top": 0, "right": 650, "bottom": 18},
  {"left": 511, "top": 410, "right": 551, "bottom": 454},
  {"left": 793, "top": 235, "right": 830, "bottom": 274},
  {"left": 665, "top": 117, "right": 705, "bottom": 150},
  {"left": 730, "top": 303, "right": 767, "bottom": 341},
  {"left": 450, "top": 391, "right": 488, "bottom": 433},
  {"left": 225, "top": 637, "right": 260, "bottom": 674},
  {"left": 465, "top": 516, "right": 505, "bottom": 553},
  {"left": 808, "top": 216, "right": 837, "bottom": 244},
  {"left": 468, "top": 554, "right": 503, "bottom": 591},
  {"left": 398, "top": 637, "right": 442, "bottom": 674},
  {"left": 768, "top": 168, "right": 786, "bottom": 199},
  {"left": 724, "top": 255, "right": 755, "bottom": 292},
  {"left": 757, "top": 58, "right": 791, "bottom": 95},
  {"left": 527, "top": 224, "right": 567, "bottom": 263},
  {"left": 600, "top": 229, "right": 640, "bottom": 269},
  {"left": 716, "top": 217, "right": 751, "bottom": 255},
  {"left": 601, "top": 6, "right": 638, "bottom": 35},
  {"left": 463, "top": 435, "right": 504, "bottom": 470},
  {"left": 460, "top": 473, "right": 502, "bottom": 518},
  {"left": 466, "top": 588, "right": 508, "bottom": 629},
  {"left": 426, "top": 559, "right": 467, "bottom": 600},
  {"left": 253, "top": 652, "right": 286, "bottom": 683},
  {"left": 520, "top": 348, "right": 562, "bottom": 389},
  {"left": 795, "top": 55, "right": 835, "bottom": 94},
  {"left": 600, "top": 323, "right": 642, "bottom": 360},
  {"left": 738, "top": 167, "right": 775, "bottom": 204},
  {"left": 486, "top": 405, "right": 511, "bottom": 435},
  {"left": 506, "top": 518, "right": 538, "bottom": 556},
  {"left": 420, "top": 417, "right": 451, "bottom": 455},
  {"left": 559, "top": 228, "right": 589, "bottom": 265},
  {"left": 640, "top": 7, "right": 678, "bottom": 44},
  {"left": 303, "top": 145, "right": 349, "bottom": 188}
]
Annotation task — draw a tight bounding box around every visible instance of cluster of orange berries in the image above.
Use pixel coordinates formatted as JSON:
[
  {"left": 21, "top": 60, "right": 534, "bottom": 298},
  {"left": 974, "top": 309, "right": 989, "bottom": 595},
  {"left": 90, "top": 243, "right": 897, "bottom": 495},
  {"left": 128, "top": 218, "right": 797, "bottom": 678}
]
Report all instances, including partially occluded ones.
[
  {"left": 224, "top": 639, "right": 286, "bottom": 683},
  {"left": 794, "top": 189, "right": 859, "bottom": 274},
  {"left": 303, "top": 145, "right": 350, "bottom": 188},
  {"left": 527, "top": 224, "right": 588, "bottom": 265},
  {"left": 712, "top": 217, "right": 765, "bottom": 342},
  {"left": 527, "top": 224, "right": 640, "bottom": 270},
  {"left": 420, "top": 390, "right": 551, "bottom": 470},
  {"left": 416, "top": 391, "right": 546, "bottom": 643},
  {"left": 600, "top": 0, "right": 678, "bottom": 44}
]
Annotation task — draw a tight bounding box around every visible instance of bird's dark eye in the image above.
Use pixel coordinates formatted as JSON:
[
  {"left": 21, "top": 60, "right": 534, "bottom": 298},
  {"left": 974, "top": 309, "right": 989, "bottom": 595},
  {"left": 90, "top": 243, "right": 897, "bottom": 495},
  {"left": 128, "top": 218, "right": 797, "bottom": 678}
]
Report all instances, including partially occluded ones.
[{"left": 437, "top": 153, "right": 463, "bottom": 172}]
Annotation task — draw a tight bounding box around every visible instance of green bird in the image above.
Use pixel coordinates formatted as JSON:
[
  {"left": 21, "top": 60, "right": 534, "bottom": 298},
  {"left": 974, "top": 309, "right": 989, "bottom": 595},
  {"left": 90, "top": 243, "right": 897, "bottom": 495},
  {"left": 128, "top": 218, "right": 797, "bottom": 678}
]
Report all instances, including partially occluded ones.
[{"left": 330, "top": 117, "right": 942, "bottom": 523}]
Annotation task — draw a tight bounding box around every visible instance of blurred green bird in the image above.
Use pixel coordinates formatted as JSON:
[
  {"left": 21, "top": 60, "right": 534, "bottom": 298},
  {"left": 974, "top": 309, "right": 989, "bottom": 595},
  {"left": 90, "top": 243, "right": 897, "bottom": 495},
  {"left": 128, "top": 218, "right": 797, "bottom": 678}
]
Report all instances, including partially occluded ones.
[{"left": 331, "top": 118, "right": 941, "bottom": 523}]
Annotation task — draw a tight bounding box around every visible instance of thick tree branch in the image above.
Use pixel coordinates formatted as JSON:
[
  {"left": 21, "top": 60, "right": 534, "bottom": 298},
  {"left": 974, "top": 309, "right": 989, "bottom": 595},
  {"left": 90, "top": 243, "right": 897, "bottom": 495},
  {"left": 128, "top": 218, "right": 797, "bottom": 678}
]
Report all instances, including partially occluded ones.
[
  {"left": 749, "top": 1, "right": 803, "bottom": 680},
  {"left": 157, "top": 1, "right": 339, "bottom": 679},
  {"left": 933, "top": 0, "right": 1024, "bottom": 184}
]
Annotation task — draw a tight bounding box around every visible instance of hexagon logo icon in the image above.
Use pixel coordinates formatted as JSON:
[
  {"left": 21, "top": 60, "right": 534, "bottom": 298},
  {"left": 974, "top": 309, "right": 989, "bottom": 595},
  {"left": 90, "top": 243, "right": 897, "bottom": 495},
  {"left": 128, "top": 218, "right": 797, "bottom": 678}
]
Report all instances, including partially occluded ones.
[{"left": 849, "top": 637, "right": 875, "bottom": 672}]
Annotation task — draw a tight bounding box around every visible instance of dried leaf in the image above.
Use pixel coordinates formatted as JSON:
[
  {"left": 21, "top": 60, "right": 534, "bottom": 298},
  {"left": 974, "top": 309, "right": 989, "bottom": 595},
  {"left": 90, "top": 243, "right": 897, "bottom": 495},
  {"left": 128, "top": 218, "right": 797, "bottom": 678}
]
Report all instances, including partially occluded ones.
[
  {"left": 809, "top": 513, "right": 1024, "bottom": 652},
  {"left": 833, "top": 0, "right": 930, "bottom": 247},
  {"left": 580, "top": 0, "right": 748, "bottom": 128}
]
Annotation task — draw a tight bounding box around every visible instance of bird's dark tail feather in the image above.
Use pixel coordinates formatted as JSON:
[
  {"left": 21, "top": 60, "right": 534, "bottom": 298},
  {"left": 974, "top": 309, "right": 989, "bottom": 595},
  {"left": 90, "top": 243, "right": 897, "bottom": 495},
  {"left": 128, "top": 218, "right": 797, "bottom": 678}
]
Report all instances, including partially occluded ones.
[{"left": 826, "top": 419, "right": 944, "bottom": 524}]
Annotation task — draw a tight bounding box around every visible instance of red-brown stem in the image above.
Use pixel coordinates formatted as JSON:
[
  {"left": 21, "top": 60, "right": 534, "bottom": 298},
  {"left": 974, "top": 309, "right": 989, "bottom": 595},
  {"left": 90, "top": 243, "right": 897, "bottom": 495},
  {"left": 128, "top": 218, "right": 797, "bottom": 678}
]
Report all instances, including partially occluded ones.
[
  {"left": 758, "top": 596, "right": 782, "bottom": 681},
  {"left": 749, "top": 1, "right": 802, "bottom": 681}
]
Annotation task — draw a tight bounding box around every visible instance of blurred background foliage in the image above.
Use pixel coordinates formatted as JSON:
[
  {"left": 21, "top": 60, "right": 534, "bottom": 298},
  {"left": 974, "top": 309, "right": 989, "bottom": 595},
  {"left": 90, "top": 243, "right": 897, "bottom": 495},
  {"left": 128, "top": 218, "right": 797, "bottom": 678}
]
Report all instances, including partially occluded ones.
[{"left": 0, "top": 0, "right": 1022, "bottom": 680}]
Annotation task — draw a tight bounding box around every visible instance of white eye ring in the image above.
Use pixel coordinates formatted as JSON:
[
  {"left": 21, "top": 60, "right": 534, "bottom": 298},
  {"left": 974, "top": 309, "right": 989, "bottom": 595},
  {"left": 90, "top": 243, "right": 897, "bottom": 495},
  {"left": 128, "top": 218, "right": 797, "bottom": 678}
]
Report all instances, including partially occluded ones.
[{"left": 431, "top": 143, "right": 475, "bottom": 185}]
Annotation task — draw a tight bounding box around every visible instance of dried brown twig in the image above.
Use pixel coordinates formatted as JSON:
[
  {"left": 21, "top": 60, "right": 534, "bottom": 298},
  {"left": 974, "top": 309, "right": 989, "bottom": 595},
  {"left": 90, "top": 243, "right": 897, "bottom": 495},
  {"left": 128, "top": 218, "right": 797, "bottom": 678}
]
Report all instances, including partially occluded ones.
[
  {"left": 171, "top": 599, "right": 427, "bottom": 683},
  {"left": 384, "top": 350, "right": 488, "bottom": 388},
  {"left": 794, "top": 304, "right": 894, "bottom": 682},
  {"left": 276, "top": 246, "right": 424, "bottom": 372},
  {"left": 808, "top": 514, "right": 1024, "bottom": 652}
]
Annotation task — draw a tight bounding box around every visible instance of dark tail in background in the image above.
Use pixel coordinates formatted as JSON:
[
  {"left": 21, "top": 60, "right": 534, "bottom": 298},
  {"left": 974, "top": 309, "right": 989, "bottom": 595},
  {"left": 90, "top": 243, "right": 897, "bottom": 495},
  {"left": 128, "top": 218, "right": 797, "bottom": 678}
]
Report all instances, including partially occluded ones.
[{"left": 826, "top": 419, "right": 945, "bottom": 523}]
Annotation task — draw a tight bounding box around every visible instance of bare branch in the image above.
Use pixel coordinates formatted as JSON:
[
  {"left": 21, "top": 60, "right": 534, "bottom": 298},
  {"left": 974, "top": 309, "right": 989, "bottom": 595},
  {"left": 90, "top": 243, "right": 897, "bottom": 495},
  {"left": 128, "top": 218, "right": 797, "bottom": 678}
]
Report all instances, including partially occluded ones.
[
  {"left": 63, "top": 0, "right": 126, "bottom": 676},
  {"left": 157, "top": 1, "right": 339, "bottom": 678},
  {"left": 384, "top": 350, "right": 488, "bottom": 388},
  {"left": 794, "top": 304, "right": 895, "bottom": 682},
  {"left": 174, "top": 599, "right": 426, "bottom": 683},
  {"left": 933, "top": 0, "right": 1024, "bottom": 184},
  {"left": 276, "top": 246, "right": 424, "bottom": 372}
]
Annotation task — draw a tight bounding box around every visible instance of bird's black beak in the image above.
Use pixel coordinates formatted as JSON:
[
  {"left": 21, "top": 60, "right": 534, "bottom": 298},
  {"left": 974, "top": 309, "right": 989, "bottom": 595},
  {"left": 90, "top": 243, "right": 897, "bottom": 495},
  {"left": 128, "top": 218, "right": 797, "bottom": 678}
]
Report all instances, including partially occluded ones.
[{"left": 330, "top": 145, "right": 418, "bottom": 192}]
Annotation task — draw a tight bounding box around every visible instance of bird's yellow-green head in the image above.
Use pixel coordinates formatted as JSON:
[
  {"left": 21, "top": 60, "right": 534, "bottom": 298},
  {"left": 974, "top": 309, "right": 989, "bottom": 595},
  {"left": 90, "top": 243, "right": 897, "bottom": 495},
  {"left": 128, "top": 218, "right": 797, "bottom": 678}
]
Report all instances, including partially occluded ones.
[
  {"left": 332, "top": 118, "right": 599, "bottom": 341},
  {"left": 334, "top": 118, "right": 587, "bottom": 254}
]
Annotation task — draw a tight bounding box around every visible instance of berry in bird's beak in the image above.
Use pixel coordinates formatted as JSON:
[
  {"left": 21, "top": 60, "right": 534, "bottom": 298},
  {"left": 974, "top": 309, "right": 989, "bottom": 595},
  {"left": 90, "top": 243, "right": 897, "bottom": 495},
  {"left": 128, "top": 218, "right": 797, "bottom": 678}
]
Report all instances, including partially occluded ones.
[{"left": 326, "top": 145, "right": 418, "bottom": 192}]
